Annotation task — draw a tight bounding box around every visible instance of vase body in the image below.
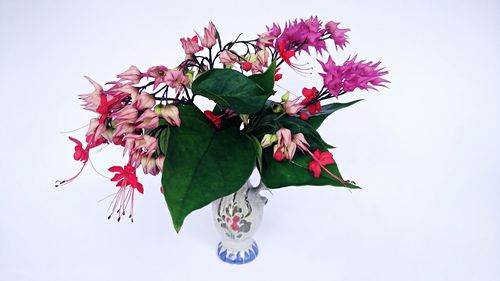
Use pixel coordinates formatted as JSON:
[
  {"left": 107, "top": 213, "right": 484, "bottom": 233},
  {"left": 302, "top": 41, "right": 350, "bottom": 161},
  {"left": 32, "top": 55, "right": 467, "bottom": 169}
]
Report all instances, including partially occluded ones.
[{"left": 212, "top": 179, "right": 267, "bottom": 264}]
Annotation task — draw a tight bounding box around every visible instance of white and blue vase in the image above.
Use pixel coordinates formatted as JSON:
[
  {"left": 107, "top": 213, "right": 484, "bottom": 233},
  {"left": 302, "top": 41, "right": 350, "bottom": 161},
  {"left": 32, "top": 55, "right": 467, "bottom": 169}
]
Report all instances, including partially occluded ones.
[{"left": 212, "top": 179, "right": 267, "bottom": 264}]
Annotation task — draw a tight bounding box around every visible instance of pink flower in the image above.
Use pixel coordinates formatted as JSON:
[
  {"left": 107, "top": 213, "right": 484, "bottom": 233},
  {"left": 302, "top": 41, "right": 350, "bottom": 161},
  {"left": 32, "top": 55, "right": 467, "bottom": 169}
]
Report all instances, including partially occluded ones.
[
  {"left": 156, "top": 155, "right": 165, "bottom": 172},
  {"left": 117, "top": 65, "right": 143, "bottom": 85},
  {"left": 85, "top": 118, "right": 107, "bottom": 144},
  {"left": 144, "top": 65, "right": 168, "bottom": 90},
  {"left": 318, "top": 56, "right": 389, "bottom": 97},
  {"left": 161, "top": 105, "right": 181, "bottom": 127},
  {"left": 274, "top": 128, "right": 297, "bottom": 161},
  {"left": 277, "top": 128, "right": 292, "bottom": 148},
  {"left": 325, "top": 21, "right": 350, "bottom": 50},
  {"left": 79, "top": 76, "right": 103, "bottom": 112},
  {"left": 141, "top": 156, "right": 160, "bottom": 176},
  {"left": 164, "top": 69, "right": 188, "bottom": 90},
  {"left": 257, "top": 23, "right": 281, "bottom": 49},
  {"left": 276, "top": 40, "right": 296, "bottom": 66},
  {"left": 96, "top": 95, "right": 121, "bottom": 124},
  {"left": 135, "top": 109, "right": 159, "bottom": 129},
  {"left": 219, "top": 50, "right": 238, "bottom": 65},
  {"left": 308, "top": 149, "right": 335, "bottom": 178},
  {"left": 292, "top": 133, "right": 310, "bottom": 152},
  {"left": 284, "top": 97, "right": 305, "bottom": 115},
  {"left": 112, "top": 105, "right": 138, "bottom": 126},
  {"left": 180, "top": 36, "right": 203, "bottom": 56},
  {"left": 124, "top": 134, "right": 158, "bottom": 167},
  {"left": 197, "top": 22, "right": 217, "bottom": 48},
  {"left": 133, "top": 91, "right": 156, "bottom": 111}
]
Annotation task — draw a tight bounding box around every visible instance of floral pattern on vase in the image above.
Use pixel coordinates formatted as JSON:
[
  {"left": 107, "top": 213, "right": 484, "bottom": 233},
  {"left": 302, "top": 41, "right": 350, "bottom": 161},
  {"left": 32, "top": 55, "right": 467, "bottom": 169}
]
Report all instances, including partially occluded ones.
[{"left": 212, "top": 178, "right": 267, "bottom": 264}]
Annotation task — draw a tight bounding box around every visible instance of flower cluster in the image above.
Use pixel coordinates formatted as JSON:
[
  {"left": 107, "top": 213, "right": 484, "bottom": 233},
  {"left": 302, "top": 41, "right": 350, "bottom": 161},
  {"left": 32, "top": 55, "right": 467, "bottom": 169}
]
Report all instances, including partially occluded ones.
[{"left": 58, "top": 17, "right": 388, "bottom": 227}]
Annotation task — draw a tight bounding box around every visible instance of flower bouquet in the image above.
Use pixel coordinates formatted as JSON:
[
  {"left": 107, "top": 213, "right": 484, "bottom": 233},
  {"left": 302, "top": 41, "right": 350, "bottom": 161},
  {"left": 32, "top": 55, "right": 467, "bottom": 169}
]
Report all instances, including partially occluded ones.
[{"left": 58, "top": 16, "right": 388, "bottom": 263}]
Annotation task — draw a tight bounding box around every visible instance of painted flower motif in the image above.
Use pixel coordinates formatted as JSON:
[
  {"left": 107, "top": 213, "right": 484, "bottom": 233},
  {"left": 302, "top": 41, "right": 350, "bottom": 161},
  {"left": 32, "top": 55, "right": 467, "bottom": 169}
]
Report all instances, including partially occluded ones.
[
  {"left": 226, "top": 216, "right": 241, "bottom": 231},
  {"left": 308, "top": 149, "right": 335, "bottom": 178}
]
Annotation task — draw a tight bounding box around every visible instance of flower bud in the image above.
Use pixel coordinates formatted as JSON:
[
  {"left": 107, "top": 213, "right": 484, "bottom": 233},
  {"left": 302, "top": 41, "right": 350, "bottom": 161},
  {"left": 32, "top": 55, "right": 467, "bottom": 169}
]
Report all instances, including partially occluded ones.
[
  {"left": 154, "top": 104, "right": 164, "bottom": 115},
  {"left": 281, "top": 91, "right": 290, "bottom": 102},
  {"left": 261, "top": 134, "right": 277, "bottom": 148},
  {"left": 240, "top": 114, "right": 249, "bottom": 125},
  {"left": 160, "top": 105, "right": 181, "bottom": 127}
]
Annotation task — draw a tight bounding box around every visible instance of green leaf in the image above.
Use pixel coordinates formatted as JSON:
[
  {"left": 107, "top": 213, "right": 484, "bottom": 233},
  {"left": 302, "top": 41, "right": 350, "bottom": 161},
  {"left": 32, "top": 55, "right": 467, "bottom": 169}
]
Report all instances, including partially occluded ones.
[
  {"left": 192, "top": 66, "right": 274, "bottom": 114},
  {"left": 278, "top": 117, "right": 334, "bottom": 150},
  {"left": 260, "top": 147, "right": 360, "bottom": 189},
  {"left": 158, "top": 127, "right": 170, "bottom": 155},
  {"left": 161, "top": 105, "right": 256, "bottom": 232},
  {"left": 249, "top": 61, "right": 276, "bottom": 94},
  {"left": 307, "top": 100, "right": 363, "bottom": 129},
  {"left": 245, "top": 134, "right": 262, "bottom": 170}
]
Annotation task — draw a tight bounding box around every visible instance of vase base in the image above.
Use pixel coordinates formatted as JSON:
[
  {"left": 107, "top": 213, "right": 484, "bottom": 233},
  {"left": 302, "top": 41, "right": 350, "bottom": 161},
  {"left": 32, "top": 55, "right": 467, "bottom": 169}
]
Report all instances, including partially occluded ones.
[{"left": 217, "top": 240, "right": 259, "bottom": 264}]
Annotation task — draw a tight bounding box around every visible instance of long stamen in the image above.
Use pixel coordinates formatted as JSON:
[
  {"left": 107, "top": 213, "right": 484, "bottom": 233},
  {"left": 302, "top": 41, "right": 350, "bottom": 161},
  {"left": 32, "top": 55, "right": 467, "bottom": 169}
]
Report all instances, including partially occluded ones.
[{"left": 55, "top": 161, "right": 88, "bottom": 187}]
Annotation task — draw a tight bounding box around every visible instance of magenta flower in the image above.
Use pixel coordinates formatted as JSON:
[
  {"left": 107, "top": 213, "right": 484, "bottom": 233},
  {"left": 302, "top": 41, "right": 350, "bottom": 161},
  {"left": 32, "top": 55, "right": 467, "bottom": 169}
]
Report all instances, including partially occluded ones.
[
  {"left": 318, "top": 56, "right": 389, "bottom": 97},
  {"left": 275, "top": 16, "right": 327, "bottom": 55},
  {"left": 117, "top": 65, "right": 143, "bottom": 85},
  {"left": 325, "top": 21, "right": 350, "bottom": 50},
  {"left": 180, "top": 36, "right": 203, "bottom": 56},
  {"left": 257, "top": 23, "right": 281, "bottom": 49}
]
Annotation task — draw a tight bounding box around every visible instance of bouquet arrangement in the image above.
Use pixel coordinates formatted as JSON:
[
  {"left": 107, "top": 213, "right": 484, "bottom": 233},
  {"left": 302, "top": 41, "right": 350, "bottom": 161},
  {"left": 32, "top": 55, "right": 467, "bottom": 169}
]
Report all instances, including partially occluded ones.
[{"left": 57, "top": 16, "right": 388, "bottom": 232}]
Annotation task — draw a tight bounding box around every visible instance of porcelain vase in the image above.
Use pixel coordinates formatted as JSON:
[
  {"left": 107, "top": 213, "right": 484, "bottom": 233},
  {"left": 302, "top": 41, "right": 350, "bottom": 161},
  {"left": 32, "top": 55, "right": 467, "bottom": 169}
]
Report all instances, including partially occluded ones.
[{"left": 212, "top": 179, "right": 267, "bottom": 264}]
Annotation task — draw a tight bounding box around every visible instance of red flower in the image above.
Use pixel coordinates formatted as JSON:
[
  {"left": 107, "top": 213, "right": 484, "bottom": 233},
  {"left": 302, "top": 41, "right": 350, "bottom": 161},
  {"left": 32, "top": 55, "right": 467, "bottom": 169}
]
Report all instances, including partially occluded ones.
[
  {"left": 274, "top": 68, "right": 283, "bottom": 81},
  {"left": 204, "top": 111, "right": 222, "bottom": 128},
  {"left": 301, "top": 87, "right": 321, "bottom": 115},
  {"left": 96, "top": 95, "right": 119, "bottom": 124},
  {"left": 109, "top": 164, "right": 144, "bottom": 193},
  {"left": 277, "top": 40, "right": 295, "bottom": 65},
  {"left": 69, "top": 136, "right": 88, "bottom": 162},
  {"left": 308, "top": 149, "right": 335, "bottom": 178}
]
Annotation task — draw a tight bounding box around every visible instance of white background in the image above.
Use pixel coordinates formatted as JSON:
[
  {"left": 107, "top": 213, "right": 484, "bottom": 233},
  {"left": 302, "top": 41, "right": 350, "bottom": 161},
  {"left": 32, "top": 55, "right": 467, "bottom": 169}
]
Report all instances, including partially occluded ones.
[{"left": 1, "top": 0, "right": 499, "bottom": 280}]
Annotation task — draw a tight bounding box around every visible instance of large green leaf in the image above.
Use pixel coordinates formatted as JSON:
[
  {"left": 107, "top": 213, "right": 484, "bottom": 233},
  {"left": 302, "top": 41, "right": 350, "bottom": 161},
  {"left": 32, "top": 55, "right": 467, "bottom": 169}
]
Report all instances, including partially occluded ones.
[
  {"left": 191, "top": 63, "right": 275, "bottom": 114},
  {"left": 161, "top": 105, "right": 256, "bottom": 232},
  {"left": 307, "top": 100, "right": 363, "bottom": 129},
  {"left": 249, "top": 61, "right": 276, "bottom": 93},
  {"left": 260, "top": 147, "right": 360, "bottom": 189}
]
